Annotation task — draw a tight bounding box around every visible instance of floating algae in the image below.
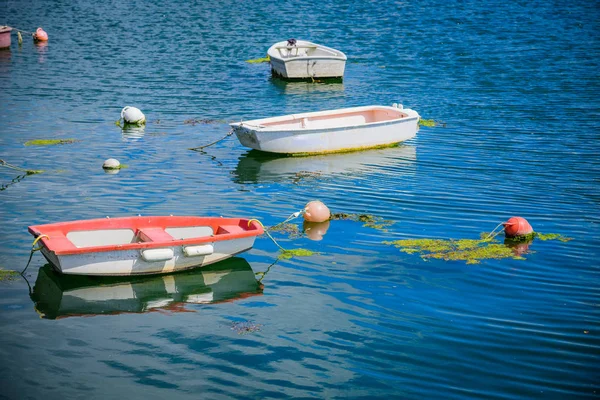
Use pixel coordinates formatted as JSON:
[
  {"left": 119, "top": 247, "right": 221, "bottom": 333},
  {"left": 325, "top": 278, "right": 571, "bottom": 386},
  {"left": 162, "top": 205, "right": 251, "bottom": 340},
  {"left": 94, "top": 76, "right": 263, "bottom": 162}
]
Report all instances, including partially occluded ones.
[
  {"left": 278, "top": 248, "right": 317, "bottom": 259},
  {"left": 418, "top": 119, "right": 446, "bottom": 128},
  {"left": 384, "top": 238, "right": 522, "bottom": 264},
  {"left": 246, "top": 56, "right": 270, "bottom": 64},
  {"left": 0, "top": 268, "right": 20, "bottom": 282},
  {"left": 385, "top": 232, "right": 571, "bottom": 264},
  {"left": 330, "top": 213, "right": 395, "bottom": 231},
  {"left": 24, "top": 139, "right": 78, "bottom": 146},
  {"left": 269, "top": 222, "right": 300, "bottom": 237},
  {"left": 535, "top": 232, "right": 572, "bottom": 242}
]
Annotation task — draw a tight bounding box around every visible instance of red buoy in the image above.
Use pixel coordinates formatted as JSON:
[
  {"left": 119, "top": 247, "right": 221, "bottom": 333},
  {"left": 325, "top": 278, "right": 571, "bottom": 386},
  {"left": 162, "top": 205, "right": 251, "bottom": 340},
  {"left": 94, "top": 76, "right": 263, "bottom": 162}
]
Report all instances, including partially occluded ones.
[{"left": 503, "top": 216, "right": 533, "bottom": 238}]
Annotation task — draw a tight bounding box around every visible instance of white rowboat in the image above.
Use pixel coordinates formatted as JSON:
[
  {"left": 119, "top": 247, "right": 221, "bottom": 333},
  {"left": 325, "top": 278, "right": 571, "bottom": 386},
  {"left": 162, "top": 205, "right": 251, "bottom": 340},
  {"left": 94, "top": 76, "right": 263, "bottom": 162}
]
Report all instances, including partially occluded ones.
[
  {"left": 268, "top": 39, "right": 347, "bottom": 80},
  {"left": 230, "top": 104, "right": 420, "bottom": 155},
  {"left": 28, "top": 216, "right": 263, "bottom": 276}
]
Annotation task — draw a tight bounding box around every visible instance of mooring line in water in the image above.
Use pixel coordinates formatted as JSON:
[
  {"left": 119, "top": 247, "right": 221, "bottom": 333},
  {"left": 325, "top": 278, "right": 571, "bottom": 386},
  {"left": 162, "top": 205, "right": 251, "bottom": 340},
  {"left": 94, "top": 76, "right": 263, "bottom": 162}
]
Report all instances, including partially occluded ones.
[
  {"left": 484, "top": 222, "right": 507, "bottom": 241},
  {"left": 20, "top": 235, "right": 49, "bottom": 276},
  {"left": 248, "top": 219, "right": 287, "bottom": 251},
  {"left": 188, "top": 129, "right": 234, "bottom": 151},
  {"left": 0, "top": 159, "right": 42, "bottom": 175}
]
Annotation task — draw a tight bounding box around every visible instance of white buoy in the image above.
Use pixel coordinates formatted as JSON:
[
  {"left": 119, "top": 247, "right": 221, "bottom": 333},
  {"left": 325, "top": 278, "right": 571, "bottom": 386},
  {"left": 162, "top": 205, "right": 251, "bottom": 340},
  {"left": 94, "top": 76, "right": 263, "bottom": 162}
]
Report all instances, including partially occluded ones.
[
  {"left": 121, "top": 106, "right": 146, "bottom": 125},
  {"left": 103, "top": 158, "right": 120, "bottom": 169}
]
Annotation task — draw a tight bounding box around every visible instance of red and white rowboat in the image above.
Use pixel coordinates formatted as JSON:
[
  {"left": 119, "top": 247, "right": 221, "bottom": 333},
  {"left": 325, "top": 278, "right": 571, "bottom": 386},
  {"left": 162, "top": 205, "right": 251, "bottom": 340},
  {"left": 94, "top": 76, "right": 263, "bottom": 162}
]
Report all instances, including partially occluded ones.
[{"left": 28, "top": 216, "right": 264, "bottom": 276}]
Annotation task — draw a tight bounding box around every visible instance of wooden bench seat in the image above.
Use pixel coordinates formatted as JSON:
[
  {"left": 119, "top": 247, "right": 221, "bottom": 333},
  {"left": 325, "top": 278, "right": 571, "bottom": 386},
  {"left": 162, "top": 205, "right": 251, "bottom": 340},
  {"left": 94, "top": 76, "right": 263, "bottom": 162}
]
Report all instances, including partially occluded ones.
[{"left": 137, "top": 227, "right": 175, "bottom": 242}]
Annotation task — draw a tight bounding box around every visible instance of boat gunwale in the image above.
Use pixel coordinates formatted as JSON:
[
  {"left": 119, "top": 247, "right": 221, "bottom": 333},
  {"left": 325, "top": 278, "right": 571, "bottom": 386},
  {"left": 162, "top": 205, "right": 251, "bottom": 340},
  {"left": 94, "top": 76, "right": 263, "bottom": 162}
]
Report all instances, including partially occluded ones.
[
  {"left": 28, "top": 216, "right": 263, "bottom": 256},
  {"left": 230, "top": 106, "right": 420, "bottom": 134},
  {"left": 267, "top": 40, "right": 347, "bottom": 62}
]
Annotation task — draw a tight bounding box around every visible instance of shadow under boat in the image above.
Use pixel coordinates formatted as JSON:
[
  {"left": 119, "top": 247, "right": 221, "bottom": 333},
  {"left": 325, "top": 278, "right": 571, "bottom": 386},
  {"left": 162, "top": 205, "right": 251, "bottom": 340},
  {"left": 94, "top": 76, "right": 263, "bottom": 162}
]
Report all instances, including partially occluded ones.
[
  {"left": 233, "top": 145, "right": 417, "bottom": 184},
  {"left": 30, "top": 257, "right": 262, "bottom": 319}
]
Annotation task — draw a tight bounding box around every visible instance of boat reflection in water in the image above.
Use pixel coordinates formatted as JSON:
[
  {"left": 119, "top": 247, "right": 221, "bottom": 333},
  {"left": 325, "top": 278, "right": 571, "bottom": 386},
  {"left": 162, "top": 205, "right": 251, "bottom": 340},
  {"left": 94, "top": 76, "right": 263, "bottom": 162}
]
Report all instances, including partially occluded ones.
[
  {"left": 270, "top": 77, "right": 344, "bottom": 95},
  {"left": 30, "top": 257, "right": 262, "bottom": 319},
  {"left": 233, "top": 145, "right": 416, "bottom": 184}
]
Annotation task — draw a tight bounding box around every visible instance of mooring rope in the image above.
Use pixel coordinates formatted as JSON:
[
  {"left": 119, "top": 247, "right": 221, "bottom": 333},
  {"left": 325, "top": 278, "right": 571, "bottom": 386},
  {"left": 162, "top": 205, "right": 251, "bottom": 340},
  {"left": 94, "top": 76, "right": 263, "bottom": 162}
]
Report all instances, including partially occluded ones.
[
  {"left": 247, "top": 209, "right": 305, "bottom": 251},
  {"left": 6, "top": 26, "right": 35, "bottom": 35},
  {"left": 483, "top": 221, "right": 506, "bottom": 241},
  {"left": 0, "top": 159, "right": 41, "bottom": 175},
  {"left": 188, "top": 129, "right": 234, "bottom": 151},
  {"left": 21, "top": 235, "right": 49, "bottom": 275}
]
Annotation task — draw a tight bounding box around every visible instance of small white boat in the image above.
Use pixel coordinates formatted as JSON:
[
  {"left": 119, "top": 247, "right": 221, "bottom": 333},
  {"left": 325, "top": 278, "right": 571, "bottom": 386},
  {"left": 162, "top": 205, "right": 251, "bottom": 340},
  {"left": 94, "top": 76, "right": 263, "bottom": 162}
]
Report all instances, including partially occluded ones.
[
  {"left": 28, "top": 216, "right": 263, "bottom": 276},
  {"left": 230, "top": 104, "right": 420, "bottom": 155},
  {"left": 268, "top": 39, "right": 347, "bottom": 80}
]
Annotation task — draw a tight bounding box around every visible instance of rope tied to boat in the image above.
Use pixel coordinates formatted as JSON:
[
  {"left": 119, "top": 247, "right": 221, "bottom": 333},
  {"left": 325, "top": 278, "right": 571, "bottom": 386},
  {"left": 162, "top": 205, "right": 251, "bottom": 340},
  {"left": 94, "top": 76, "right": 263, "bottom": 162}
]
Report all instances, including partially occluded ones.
[
  {"left": 248, "top": 209, "right": 305, "bottom": 251},
  {"left": 188, "top": 129, "right": 234, "bottom": 152},
  {"left": 21, "top": 235, "right": 49, "bottom": 275}
]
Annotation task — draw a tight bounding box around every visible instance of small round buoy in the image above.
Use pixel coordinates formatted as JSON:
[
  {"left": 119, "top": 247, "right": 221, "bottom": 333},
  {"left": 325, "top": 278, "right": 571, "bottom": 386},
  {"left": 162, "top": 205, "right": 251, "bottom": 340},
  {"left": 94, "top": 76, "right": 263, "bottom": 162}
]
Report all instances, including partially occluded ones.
[
  {"left": 33, "top": 27, "right": 48, "bottom": 42},
  {"left": 503, "top": 216, "right": 533, "bottom": 238},
  {"left": 303, "top": 220, "right": 330, "bottom": 241},
  {"left": 103, "top": 158, "right": 120, "bottom": 170},
  {"left": 303, "top": 200, "right": 331, "bottom": 223},
  {"left": 121, "top": 106, "right": 146, "bottom": 125}
]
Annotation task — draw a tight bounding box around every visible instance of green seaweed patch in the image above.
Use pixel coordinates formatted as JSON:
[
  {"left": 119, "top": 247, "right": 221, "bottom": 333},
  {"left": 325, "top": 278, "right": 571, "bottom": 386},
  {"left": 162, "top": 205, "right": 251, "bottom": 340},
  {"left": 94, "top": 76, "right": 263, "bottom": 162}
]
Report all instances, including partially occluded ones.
[
  {"left": 103, "top": 163, "right": 128, "bottom": 170},
  {"left": 0, "top": 268, "right": 20, "bottom": 282},
  {"left": 24, "top": 139, "right": 78, "bottom": 146},
  {"left": 278, "top": 248, "right": 317, "bottom": 259},
  {"left": 330, "top": 213, "right": 395, "bottom": 231},
  {"left": 384, "top": 238, "right": 525, "bottom": 264},
  {"left": 269, "top": 223, "right": 300, "bottom": 237},
  {"left": 116, "top": 120, "right": 146, "bottom": 127},
  {"left": 419, "top": 119, "right": 446, "bottom": 128},
  {"left": 480, "top": 231, "right": 572, "bottom": 243},
  {"left": 246, "top": 56, "right": 270, "bottom": 64},
  {"left": 535, "top": 232, "right": 572, "bottom": 242}
]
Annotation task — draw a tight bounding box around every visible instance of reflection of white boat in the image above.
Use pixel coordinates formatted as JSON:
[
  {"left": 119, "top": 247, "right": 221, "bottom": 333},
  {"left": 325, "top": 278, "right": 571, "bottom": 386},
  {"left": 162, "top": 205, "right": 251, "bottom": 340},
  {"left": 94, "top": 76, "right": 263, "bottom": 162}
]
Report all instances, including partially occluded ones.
[
  {"left": 233, "top": 145, "right": 416, "bottom": 184},
  {"left": 28, "top": 216, "right": 263, "bottom": 276},
  {"left": 230, "top": 105, "right": 419, "bottom": 154},
  {"left": 270, "top": 78, "right": 344, "bottom": 95},
  {"left": 268, "top": 39, "right": 347, "bottom": 80},
  {"left": 30, "top": 257, "right": 262, "bottom": 319}
]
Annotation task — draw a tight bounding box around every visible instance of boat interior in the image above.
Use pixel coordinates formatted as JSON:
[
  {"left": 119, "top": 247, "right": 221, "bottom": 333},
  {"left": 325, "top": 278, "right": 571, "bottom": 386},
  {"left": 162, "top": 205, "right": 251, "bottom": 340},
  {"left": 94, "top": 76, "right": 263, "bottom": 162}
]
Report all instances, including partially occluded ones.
[
  {"left": 259, "top": 108, "right": 408, "bottom": 130},
  {"left": 275, "top": 45, "right": 339, "bottom": 59},
  {"left": 61, "top": 224, "right": 247, "bottom": 249}
]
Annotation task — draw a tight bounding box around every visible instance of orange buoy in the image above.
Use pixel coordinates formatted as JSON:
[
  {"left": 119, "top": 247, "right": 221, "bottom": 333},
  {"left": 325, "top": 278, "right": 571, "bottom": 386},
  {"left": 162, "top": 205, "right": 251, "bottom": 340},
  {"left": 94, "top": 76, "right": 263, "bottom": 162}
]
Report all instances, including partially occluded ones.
[
  {"left": 503, "top": 216, "right": 533, "bottom": 238},
  {"left": 33, "top": 27, "right": 48, "bottom": 42},
  {"left": 303, "top": 200, "right": 331, "bottom": 223}
]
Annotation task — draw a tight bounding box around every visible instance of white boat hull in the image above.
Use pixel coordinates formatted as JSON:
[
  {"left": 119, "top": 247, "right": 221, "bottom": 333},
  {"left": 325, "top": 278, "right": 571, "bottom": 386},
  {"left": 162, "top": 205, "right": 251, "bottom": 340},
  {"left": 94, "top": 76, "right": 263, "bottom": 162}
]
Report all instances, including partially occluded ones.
[
  {"left": 41, "top": 236, "right": 256, "bottom": 276},
  {"left": 231, "top": 105, "right": 420, "bottom": 155},
  {"left": 268, "top": 40, "right": 346, "bottom": 80}
]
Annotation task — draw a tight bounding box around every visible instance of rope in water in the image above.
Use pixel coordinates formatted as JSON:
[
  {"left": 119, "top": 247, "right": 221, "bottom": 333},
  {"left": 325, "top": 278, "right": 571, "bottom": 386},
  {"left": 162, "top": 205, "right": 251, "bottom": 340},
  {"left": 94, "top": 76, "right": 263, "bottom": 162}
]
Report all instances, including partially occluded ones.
[
  {"left": 189, "top": 129, "right": 234, "bottom": 151},
  {"left": 248, "top": 209, "right": 305, "bottom": 251},
  {"left": 483, "top": 222, "right": 506, "bottom": 241},
  {"left": 21, "top": 235, "right": 49, "bottom": 275},
  {"left": 6, "top": 26, "right": 35, "bottom": 35},
  {"left": 0, "top": 159, "right": 41, "bottom": 175}
]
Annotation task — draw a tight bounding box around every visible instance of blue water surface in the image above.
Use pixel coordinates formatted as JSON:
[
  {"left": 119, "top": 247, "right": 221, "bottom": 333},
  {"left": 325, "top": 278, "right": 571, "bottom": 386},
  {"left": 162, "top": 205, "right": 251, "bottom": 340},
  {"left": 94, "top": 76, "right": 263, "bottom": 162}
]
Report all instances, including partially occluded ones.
[{"left": 1, "top": 0, "right": 599, "bottom": 399}]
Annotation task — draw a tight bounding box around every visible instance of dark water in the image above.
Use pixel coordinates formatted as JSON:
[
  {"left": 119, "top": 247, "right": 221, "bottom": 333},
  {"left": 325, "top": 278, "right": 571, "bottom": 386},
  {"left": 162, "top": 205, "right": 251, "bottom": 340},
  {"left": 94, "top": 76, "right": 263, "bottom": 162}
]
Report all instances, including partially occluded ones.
[{"left": 1, "top": 0, "right": 599, "bottom": 398}]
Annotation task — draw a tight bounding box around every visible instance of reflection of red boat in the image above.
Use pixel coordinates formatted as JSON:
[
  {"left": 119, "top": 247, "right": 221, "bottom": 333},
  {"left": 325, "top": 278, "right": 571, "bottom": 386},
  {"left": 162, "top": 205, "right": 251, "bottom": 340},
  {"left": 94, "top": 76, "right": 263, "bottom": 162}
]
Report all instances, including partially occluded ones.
[
  {"left": 0, "top": 26, "right": 12, "bottom": 49},
  {"left": 28, "top": 216, "right": 263, "bottom": 276},
  {"left": 30, "top": 257, "right": 263, "bottom": 319}
]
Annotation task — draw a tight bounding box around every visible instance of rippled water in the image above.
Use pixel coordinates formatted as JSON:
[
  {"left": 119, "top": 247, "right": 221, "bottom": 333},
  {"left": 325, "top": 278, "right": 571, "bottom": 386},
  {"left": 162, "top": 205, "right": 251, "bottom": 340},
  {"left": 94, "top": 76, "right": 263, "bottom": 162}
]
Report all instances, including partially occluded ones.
[{"left": 1, "top": 0, "right": 599, "bottom": 399}]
